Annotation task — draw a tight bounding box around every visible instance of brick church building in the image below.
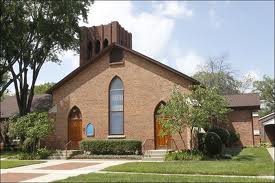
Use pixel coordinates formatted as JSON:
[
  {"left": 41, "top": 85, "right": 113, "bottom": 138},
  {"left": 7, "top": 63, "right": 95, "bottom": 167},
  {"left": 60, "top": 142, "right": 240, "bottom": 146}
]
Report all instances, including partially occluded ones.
[{"left": 45, "top": 21, "right": 261, "bottom": 150}]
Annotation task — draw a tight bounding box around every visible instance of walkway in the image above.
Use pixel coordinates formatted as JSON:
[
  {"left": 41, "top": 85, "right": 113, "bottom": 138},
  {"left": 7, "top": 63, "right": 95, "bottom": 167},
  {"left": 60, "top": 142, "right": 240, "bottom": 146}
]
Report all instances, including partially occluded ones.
[
  {"left": 1, "top": 159, "right": 138, "bottom": 182},
  {"left": 267, "top": 147, "right": 274, "bottom": 161},
  {"left": 1, "top": 159, "right": 274, "bottom": 182}
]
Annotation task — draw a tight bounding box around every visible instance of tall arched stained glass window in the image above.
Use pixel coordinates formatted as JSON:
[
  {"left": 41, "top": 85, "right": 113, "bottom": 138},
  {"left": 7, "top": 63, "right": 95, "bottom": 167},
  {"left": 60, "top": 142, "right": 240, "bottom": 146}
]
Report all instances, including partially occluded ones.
[{"left": 109, "top": 77, "right": 124, "bottom": 135}]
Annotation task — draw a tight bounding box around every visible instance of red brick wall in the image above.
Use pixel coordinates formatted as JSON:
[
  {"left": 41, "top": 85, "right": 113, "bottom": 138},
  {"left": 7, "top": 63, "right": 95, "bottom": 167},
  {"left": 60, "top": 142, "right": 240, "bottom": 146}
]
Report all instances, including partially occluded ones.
[
  {"left": 50, "top": 50, "right": 193, "bottom": 150},
  {"left": 227, "top": 109, "right": 259, "bottom": 147}
]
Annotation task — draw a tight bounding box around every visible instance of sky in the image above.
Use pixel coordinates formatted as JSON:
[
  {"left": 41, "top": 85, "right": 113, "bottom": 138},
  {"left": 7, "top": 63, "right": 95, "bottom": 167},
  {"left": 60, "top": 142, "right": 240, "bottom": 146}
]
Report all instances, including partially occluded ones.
[{"left": 9, "top": 1, "right": 274, "bottom": 92}]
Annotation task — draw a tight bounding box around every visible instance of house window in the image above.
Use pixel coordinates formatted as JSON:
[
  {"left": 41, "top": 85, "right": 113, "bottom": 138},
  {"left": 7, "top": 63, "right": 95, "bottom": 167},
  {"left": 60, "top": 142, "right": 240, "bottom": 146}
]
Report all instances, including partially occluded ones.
[
  {"left": 95, "top": 40, "right": 100, "bottom": 54},
  {"left": 109, "top": 77, "right": 124, "bottom": 135},
  {"left": 103, "top": 39, "right": 109, "bottom": 48}
]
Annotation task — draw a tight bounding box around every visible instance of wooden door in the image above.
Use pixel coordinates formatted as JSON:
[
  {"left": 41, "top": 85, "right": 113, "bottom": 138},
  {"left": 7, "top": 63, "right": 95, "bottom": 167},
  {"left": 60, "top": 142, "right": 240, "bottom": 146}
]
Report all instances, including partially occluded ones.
[
  {"left": 155, "top": 119, "right": 170, "bottom": 149},
  {"left": 68, "top": 119, "right": 82, "bottom": 149}
]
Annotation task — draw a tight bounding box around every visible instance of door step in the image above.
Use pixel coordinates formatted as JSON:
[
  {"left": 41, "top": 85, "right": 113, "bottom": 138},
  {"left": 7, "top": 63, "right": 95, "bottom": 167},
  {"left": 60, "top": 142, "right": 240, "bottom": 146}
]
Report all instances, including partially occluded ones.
[
  {"left": 48, "top": 150, "right": 82, "bottom": 160},
  {"left": 142, "top": 149, "right": 172, "bottom": 161}
]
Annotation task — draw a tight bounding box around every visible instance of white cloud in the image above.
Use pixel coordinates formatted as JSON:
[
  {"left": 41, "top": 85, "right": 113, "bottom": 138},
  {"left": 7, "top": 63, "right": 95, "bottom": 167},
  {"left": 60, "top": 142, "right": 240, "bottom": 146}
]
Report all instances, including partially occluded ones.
[
  {"left": 79, "top": 1, "right": 193, "bottom": 62},
  {"left": 208, "top": 8, "right": 222, "bottom": 29},
  {"left": 243, "top": 70, "right": 261, "bottom": 81},
  {"left": 174, "top": 50, "right": 205, "bottom": 76},
  {"left": 152, "top": 1, "right": 193, "bottom": 18}
]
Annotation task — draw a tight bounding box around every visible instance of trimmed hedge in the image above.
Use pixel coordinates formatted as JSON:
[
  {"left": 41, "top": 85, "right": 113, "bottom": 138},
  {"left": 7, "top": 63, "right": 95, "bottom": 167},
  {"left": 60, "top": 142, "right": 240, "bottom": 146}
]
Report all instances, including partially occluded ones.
[
  {"left": 204, "top": 132, "right": 222, "bottom": 156},
  {"left": 209, "top": 127, "right": 230, "bottom": 146},
  {"left": 228, "top": 130, "right": 240, "bottom": 146},
  {"left": 80, "top": 140, "right": 142, "bottom": 155}
]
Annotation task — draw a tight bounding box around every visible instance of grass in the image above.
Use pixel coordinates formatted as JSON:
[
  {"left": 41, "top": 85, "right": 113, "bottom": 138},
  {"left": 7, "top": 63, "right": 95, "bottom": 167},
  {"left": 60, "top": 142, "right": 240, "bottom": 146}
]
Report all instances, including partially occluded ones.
[
  {"left": 0, "top": 160, "right": 45, "bottom": 169},
  {"left": 0, "top": 151, "right": 20, "bottom": 158},
  {"left": 104, "top": 147, "right": 275, "bottom": 176},
  {"left": 55, "top": 173, "right": 273, "bottom": 182}
]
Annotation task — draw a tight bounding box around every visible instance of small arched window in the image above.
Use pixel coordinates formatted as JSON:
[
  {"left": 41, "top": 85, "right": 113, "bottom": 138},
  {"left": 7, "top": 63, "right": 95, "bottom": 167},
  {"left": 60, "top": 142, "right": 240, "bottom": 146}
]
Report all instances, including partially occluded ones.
[
  {"left": 87, "top": 41, "right": 93, "bottom": 59},
  {"left": 103, "top": 39, "right": 109, "bottom": 48},
  {"left": 68, "top": 106, "right": 82, "bottom": 120},
  {"left": 95, "top": 40, "right": 100, "bottom": 54},
  {"left": 109, "top": 77, "right": 124, "bottom": 135}
]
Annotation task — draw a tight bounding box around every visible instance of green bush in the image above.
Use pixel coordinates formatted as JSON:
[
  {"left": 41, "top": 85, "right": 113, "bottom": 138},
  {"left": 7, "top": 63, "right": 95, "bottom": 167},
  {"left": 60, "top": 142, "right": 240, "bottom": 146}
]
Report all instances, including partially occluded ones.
[
  {"left": 165, "top": 150, "right": 204, "bottom": 161},
  {"left": 228, "top": 130, "right": 240, "bottom": 146},
  {"left": 16, "top": 148, "right": 52, "bottom": 160},
  {"left": 204, "top": 132, "right": 222, "bottom": 156},
  {"left": 36, "top": 148, "right": 52, "bottom": 159},
  {"left": 80, "top": 140, "right": 142, "bottom": 155},
  {"left": 208, "top": 127, "right": 230, "bottom": 146},
  {"left": 17, "top": 152, "right": 39, "bottom": 160}
]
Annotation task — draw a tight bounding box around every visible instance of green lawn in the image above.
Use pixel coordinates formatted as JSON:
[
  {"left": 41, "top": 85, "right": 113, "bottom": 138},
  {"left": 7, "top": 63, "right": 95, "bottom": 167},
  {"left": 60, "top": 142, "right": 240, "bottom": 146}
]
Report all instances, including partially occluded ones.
[
  {"left": 0, "top": 160, "right": 45, "bottom": 169},
  {"left": 104, "top": 148, "right": 274, "bottom": 176},
  {"left": 55, "top": 173, "right": 273, "bottom": 182},
  {"left": 0, "top": 151, "right": 20, "bottom": 158}
]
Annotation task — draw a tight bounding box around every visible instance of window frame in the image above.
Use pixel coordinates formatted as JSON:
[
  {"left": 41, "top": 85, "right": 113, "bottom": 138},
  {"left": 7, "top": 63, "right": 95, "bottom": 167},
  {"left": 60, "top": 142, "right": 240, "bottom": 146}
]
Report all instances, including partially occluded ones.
[{"left": 109, "top": 77, "right": 124, "bottom": 135}]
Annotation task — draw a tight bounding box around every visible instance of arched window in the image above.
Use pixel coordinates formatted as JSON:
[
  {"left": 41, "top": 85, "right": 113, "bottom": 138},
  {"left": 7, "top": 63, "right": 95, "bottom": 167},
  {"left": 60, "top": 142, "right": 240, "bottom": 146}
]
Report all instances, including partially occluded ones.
[
  {"left": 103, "top": 39, "right": 109, "bottom": 48},
  {"left": 87, "top": 41, "right": 93, "bottom": 59},
  {"left": 68, "top": 106, "right": 82, "bottom": 120},
  {"left": 109, "top": 77, "right": 124, "bottom": 135},
  {"left": 95, "top": 40, "right": 100, "bottom": 54}
]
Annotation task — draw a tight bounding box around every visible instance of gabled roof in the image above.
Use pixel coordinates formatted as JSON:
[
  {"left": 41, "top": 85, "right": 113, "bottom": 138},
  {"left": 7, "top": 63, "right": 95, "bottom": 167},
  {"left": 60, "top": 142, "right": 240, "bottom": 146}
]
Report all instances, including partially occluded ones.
[
  {"left": 0, "top": 94, "right": 52, "bottom": 119},
  {"left": 224, "top": 93, "right": 260, "bottom": 109},
  {"left": 47, "top": 43, "right": 200, "bottom": 93},
  {"left": 259, "top": 112, "right": 275, "bottom": 123}
]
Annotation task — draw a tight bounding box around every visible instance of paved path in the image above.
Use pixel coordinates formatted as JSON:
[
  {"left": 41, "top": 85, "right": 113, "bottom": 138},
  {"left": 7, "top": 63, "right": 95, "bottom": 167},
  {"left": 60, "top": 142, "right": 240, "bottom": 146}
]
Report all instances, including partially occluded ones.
[
  {"left": 267, "top": 147, "right": 274, "bottom": 161},
  {"left": 1, "top": 159, "right": 274, "bottom": 182},
  {"left": 1, "top": 159, "right": 139, "bottom": 182}
]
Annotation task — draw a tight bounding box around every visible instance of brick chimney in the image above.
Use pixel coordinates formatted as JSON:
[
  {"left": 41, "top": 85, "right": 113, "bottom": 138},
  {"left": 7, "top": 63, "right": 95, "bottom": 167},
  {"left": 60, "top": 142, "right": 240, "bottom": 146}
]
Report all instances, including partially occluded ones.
[{"left": 79, "top": 21, "right": 132, "bottom": 66}]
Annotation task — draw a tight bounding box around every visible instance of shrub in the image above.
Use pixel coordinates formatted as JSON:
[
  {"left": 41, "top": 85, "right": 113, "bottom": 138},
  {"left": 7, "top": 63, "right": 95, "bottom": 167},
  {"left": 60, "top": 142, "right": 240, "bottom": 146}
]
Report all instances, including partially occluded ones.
[
  {"left": 228, "top": 130, "right": 240, "bottom": 146},
  {"left": 204, "top": 132, "right": 222, "bottom": 156},
  {"left": 259, "top": 142, "right": 271, "bottom": 148},
  {"left": 16, "top": 148, "right": 52, "bottom": 160},
  {"left": 209, "top": 127, "right": 230, "bottom": 146},
  {"left": 165, "top": 150, "right": 204, "bottom": 161},
  {"left": 80, "top": 140, "right": 142, "bottom": 155},
  {"left": 36, "top": 148, "right": 52, "bottom": 159},
  {"left": 17, "top": 152, "right": 39, "bottom": 160}
]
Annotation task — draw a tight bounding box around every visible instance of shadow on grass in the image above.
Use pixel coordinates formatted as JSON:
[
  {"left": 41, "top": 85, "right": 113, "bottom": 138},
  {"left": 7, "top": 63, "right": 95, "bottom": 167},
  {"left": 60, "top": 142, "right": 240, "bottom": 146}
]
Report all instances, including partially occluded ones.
[
  {"left": 224, "top": 147, "right": 242, "bottom": 156},
  {"left": 233, "top": 155, "right": 256, "bottom": 161}
]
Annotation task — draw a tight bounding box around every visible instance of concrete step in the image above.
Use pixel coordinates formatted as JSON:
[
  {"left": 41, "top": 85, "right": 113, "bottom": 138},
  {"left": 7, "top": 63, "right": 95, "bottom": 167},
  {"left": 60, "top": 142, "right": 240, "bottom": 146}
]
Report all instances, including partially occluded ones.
[
  {"left": 142, "top": 157, "right": 165, "bottom": 161},
  {"left": 142, "top": 149, "right": 171, "bottom": 161},
  {"left": 144, "top": 149, "right": 172, "bottom": 156},
  {"left": 49, "top": 150, "right": 82, "bottom": 160}
]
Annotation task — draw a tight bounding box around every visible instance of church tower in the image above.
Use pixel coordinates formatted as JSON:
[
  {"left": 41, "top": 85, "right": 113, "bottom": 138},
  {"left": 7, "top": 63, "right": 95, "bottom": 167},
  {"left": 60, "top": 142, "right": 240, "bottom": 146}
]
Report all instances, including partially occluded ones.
[{"left": 79, "top": 21, "right": 132, "bottom": 66}]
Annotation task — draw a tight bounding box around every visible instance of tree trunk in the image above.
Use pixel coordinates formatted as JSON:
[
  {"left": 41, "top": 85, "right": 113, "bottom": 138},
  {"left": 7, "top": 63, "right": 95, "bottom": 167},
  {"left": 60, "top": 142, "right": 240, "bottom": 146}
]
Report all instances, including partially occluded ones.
[{"left": 178, "top": 131, "right": 186, "bottom": 149}]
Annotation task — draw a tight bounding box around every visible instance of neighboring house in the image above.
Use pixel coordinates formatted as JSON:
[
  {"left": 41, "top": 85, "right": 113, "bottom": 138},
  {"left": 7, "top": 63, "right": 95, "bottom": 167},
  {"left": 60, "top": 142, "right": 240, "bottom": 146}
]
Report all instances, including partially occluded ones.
[
  {"left": 0, "top": 94, "right": 52, "bottom": 145},
  {"left": 44, "top": 21, "right": 261, "bottom": 150},
  {"left": 224, "top": 93, "right": 261, "bottom": 147},
  {"left": 259, "top": 112, "right": 275, "bottom": 146}
]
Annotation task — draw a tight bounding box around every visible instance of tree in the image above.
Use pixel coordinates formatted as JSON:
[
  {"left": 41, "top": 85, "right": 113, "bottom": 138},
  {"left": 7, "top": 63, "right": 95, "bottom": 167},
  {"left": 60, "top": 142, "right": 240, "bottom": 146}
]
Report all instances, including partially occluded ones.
[
  {"left": 193, "top": 55, "right": 241, "bottom": 95},
  {"left": 253, "top": 75, "right": 275, "bottom": 117},
  {"left": 158, "top": 85, "right": 230, "bottom": 150},
  {"left": 8, "top": 112, "right": 53, "bottom": 152},
  {"left": 0, "top": 1, "right": 92, "bottom": 116},
  {"left": 158, "top": 87, "right": 190, "bottom": 148},
  {"left": 188, "top": 85, "right": 230, "bottom": 148},
  {"left": 34, "top": 82, "right": 55, "bottom": 94}
]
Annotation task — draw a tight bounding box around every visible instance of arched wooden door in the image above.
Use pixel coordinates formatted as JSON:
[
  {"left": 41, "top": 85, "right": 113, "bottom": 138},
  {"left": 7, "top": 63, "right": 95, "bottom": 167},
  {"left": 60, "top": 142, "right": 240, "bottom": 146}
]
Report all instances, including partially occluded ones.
[
  {"left": 68, "top": 106, "right": 82, "bottom": 149},
  {"left": 154, "top": 102, "right": 171, "bottom": 149}
]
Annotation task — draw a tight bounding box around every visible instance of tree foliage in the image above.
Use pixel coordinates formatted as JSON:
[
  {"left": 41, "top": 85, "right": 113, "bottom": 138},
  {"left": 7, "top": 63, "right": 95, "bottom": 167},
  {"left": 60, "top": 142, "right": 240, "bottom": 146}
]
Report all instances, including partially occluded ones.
[
  {"left": 34, "top": 82, "right": 55, "bottom": 94},
  {"left": 8, "top": 112, "right": 53, "bottom": 152},
  {"left": 0, "top": 0, "right": 92, "bottom": 115},
  {"left": 158, "top": 85, "right": 230, "bottom": 149},
  {"left": 253, "top": 75, "right": 275, "bottom": 117},
  {"left": 193, "top": 55, "right": 254, "bottom": 95}
]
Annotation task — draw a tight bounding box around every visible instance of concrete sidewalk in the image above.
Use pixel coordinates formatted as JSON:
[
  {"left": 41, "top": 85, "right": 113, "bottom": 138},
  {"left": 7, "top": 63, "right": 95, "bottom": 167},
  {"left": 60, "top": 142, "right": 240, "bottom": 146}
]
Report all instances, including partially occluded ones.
[
  {"left": 267, "top": 147, "right": 274, "bottom": 161},
  {"left": 1, "top": 159, "right": 139, "bottom": 182}
]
